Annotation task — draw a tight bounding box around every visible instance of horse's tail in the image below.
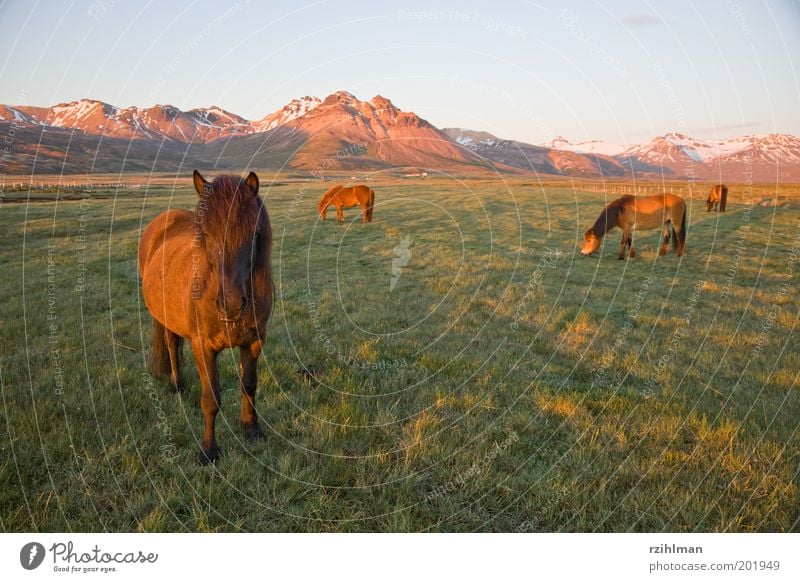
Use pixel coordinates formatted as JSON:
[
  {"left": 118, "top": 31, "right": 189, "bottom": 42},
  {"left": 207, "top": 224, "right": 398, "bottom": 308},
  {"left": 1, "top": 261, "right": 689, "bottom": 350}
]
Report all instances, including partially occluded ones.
[
  {"left": 148, "top": 319, "right": 172, "bottom": 379},
  {"left": 367, "top": 188, "right": 375, "bottom": 222},
  {"left": 720, "top": 186, "right": 728, "bottom": 212},
  {"left": 672, "top": 200, "right": 687, "bottom": 255}
]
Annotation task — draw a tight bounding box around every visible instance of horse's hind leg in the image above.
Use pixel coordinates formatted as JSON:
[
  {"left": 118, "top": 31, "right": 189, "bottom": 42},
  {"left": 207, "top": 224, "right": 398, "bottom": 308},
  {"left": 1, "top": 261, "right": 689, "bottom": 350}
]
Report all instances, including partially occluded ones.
[
  {"left": 619, "top": 230, "right": 629, "bottom": 260},
  {"left": 336, "top": 204, "right": 344, "bottom": 223},
  {"left": 675, "top": 225, "right": 686, "bottom": 256},
  {"left": 191, "top": 339, "right": 221, "bottom": 464},
  {"left": 628, "top": 234, "right": 636, "bottom": 258},
  {"left": 658, "top": 223, "right": 670, "bottom": 256},
  {"left": 166, "top": 331, "right": 184, "bottom": 393},
  {"left": 239, "top": 340, "right": 264, "bottom": 442}
]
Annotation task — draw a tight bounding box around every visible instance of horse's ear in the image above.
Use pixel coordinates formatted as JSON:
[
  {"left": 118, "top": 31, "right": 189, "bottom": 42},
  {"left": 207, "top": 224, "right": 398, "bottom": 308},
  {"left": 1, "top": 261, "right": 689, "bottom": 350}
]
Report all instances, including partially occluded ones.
[
  {"left": 244, "top": 172, "right": 259, "bottom": 195},
  {"left": 193, "top": 170, "right": 208, "bottom": 196}
]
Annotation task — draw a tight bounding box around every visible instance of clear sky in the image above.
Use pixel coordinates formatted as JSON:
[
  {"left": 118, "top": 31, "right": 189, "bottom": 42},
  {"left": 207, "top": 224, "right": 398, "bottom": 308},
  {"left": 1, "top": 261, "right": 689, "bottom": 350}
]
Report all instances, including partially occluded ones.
[{"left": 1, "top": 0, "right": 798, "bottom": 146}]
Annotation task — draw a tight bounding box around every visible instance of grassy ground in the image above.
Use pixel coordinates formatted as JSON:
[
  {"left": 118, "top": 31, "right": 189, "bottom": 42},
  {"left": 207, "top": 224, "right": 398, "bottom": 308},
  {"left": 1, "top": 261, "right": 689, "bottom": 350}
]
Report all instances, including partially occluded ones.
[{"left": 0, "top": 177, "right": 798, "bottom": 532}]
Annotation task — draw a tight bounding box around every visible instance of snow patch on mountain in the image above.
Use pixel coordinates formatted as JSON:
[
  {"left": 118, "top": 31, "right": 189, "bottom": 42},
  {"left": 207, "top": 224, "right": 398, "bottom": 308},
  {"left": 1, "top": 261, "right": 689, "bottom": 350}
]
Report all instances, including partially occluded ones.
[
  {"left": 254, "top": 96, "right": 321, "bottom": 132},
  {"left": 541, "top": 136, "right": 625, "bottom": 156}
]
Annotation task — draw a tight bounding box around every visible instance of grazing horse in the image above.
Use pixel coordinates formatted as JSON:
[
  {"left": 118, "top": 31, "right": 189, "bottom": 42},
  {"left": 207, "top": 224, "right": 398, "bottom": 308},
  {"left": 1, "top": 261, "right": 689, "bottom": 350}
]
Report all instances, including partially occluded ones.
[
  {"left": 317, "top": 184, "right": 375, "bottom": 223},
  {"left": 581, "top": 194, "right": 687, "bottom": 260},
  {"left": 707, "top": 184, "right": 728, "bottom": 212},
  {"left": 138, "top": 170, "right": 273, "bottom": 464}
]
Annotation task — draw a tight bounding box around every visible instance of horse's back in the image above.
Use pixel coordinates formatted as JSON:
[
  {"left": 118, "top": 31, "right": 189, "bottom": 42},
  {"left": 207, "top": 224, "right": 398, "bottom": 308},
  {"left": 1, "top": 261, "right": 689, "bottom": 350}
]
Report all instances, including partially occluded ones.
[
  {"left": 631, "top": 193, "right": 683, "bottom": 212},
  {"left": 627, "top": 194, "right": 684, "bottom": 229},
  {"left": 138, "top": 209, "right": 195, "bottom": 272},
  {"left": 332, "top": 184, "right": 372, "bottom": 206},
  {"left": 663, "top": 192, "right": 685, "bottom": 208},
  {"left": 139, "top": 209, "right": 197, "bottom": 334}
]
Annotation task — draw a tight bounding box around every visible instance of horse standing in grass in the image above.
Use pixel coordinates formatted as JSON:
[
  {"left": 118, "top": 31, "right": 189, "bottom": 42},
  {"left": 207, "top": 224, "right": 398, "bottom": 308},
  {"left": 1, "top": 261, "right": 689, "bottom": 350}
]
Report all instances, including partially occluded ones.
[
  {"left": 581, "top": 194, "right": 687, "bottom": 260},
  {"left": 317, "top": 184, "right": 375, "bottom": 223},
  {"left": 138, "top": 170, "right": 273, "bottom": 464},
  {"left": 707, "top": 184, "right": 728, "bottom": 212}
]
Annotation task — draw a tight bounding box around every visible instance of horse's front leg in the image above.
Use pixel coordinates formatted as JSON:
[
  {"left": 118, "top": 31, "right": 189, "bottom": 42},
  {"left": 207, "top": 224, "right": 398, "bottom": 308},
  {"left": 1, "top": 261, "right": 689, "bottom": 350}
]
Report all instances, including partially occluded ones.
[
  {"left": 239, "top": 340, "right": 264, "bottom": 442},
  {"left": 191, "top": 338, "right": 221, "bottom": 464},
  {"left": 336, "top": 205, "right": 344, "bottom": 222},
  {"left": 165, "top": 330, "right": 184, "bottom": 393}
]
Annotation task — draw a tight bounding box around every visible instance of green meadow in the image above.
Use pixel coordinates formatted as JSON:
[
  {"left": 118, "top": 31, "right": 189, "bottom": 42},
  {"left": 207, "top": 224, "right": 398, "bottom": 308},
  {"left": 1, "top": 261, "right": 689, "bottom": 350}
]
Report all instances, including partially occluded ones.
[{"left": 0, "top": 177, "right": 797, "bottom": 532}]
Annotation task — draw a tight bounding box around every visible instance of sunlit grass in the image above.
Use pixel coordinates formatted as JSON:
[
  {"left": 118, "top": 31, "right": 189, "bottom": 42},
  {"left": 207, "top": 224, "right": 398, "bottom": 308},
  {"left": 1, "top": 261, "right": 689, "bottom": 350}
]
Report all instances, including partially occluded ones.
[{"left": 0, "top": 177, "right": 797, "bottom": 532}]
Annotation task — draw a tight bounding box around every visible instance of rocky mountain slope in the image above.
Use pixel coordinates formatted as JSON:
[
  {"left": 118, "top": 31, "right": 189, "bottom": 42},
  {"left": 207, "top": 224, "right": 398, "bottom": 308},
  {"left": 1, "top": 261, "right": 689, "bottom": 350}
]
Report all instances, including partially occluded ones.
[{"left": 1, "top": 94, "right": 798, "bottom": 180}]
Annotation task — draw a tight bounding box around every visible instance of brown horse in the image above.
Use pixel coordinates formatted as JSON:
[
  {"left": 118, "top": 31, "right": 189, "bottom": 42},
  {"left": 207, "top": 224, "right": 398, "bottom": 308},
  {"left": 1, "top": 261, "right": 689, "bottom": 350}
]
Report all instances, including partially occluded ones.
[
  {"left": 317, "top": 184, "right": 375, "bottom": 223},
  {"left": 138, "top": 170, "right": 273, "bottom": 463},
  {"left": 707, "top": 184, "right": 728, "bottom": 212},
  {"left": 581, "top": 194, "right": 687, "bottom": 260}
]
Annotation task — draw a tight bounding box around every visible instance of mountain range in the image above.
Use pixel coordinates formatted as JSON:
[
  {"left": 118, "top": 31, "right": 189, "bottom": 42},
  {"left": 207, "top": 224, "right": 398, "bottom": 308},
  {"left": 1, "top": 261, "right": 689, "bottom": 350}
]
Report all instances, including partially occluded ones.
[{"left": 1, "top": 91, "right": 798, "bottom": 181}]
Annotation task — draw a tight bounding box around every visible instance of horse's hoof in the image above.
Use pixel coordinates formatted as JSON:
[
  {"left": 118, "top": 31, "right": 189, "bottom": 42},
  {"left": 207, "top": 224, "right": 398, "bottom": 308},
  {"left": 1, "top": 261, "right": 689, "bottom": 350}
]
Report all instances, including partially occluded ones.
[
  {"left": 198, "top": 444, "right": 221, "bottom": 465},
  {"left": 170, "top": 378, "right": 185, "bottom": 394},
  {"left": 618, "top": 256, "right": 625, "bottom": 260},
  {"left": 242, "top": 422, "right": 265, "bottom": 442}
]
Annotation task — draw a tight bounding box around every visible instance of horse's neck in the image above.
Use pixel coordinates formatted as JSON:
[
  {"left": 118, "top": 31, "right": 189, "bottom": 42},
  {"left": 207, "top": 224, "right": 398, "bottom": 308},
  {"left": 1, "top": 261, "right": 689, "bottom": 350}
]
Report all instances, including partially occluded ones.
[{"left": 593, "top": 211, "right": 615, "bottom": 238}]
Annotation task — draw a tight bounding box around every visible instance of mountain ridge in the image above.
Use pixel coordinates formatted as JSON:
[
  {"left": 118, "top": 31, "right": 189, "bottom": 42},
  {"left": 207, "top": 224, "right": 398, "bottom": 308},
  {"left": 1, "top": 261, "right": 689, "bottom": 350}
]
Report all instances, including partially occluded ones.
[{"left": 1, "top": 93, "right": 798, "bottom": 180}]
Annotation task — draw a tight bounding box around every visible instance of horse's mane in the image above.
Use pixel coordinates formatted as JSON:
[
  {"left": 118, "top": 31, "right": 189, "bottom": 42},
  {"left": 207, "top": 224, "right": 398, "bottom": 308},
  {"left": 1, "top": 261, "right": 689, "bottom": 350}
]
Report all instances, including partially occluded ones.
[
  {"left": 197, "top": 175, "right": 269, "bottom": 243},
  {"left": 318, "top": 184, "right": 344, "bottom": 210},
  {"left": 195, "top": 174, "right": 273, "bottom": 310},
  {"left": 591, "top": 196, "right": 631, "bottom": 237}
]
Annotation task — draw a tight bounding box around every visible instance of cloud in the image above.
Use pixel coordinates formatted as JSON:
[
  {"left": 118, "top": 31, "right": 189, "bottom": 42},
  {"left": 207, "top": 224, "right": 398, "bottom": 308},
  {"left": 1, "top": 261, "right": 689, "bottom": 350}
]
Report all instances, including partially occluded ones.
[{"left": 620, "top": 13, "right": 664, "bottom": 27}]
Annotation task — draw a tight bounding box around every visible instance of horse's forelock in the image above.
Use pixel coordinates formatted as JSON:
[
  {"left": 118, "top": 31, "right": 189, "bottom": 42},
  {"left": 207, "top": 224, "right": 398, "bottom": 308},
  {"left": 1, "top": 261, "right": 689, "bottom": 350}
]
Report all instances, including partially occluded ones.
[{"left": 198, "top": 175, "right": 266, "bottom": 249}]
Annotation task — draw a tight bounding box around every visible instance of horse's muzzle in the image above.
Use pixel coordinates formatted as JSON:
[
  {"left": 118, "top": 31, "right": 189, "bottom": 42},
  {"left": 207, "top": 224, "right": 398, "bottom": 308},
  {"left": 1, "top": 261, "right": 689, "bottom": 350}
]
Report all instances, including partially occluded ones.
[{"left": 216, "top": 294, "right": 248, "bottom": 323}]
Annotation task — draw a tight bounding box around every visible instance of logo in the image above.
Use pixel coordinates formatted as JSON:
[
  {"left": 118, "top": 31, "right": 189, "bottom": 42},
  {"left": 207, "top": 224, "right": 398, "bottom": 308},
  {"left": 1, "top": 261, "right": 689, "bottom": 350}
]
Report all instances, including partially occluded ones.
[
  {"left": 20, "top": 542, "right": 46, "bottom": 570},
  {"left": 390, "top": 235, "right": 413, "bottom": 292}
]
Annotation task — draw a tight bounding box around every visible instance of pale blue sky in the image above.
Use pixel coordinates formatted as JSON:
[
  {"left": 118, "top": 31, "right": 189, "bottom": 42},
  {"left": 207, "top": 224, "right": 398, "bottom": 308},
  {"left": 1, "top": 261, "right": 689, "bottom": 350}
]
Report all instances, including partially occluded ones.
[{"left": 0, "top": 0, "right": 798, "bottom": 145}]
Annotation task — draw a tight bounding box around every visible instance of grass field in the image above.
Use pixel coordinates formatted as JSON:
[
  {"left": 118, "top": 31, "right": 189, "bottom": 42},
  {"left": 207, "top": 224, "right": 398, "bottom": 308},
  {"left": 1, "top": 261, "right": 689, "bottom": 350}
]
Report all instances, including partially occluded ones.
[{"left": 1, "top": 176, "right": 798, "bottom": 532}]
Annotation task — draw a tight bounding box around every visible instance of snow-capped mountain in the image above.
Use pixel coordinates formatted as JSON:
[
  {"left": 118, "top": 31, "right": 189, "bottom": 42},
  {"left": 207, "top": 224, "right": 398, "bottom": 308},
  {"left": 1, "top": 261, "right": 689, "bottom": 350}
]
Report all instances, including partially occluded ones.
[
  {"left": 615, "top": 132, "right": 800, "bottom": 180},
  {"left": 0, "top": 93, "right": 488, "bottom": 174},
  {"left": 227, "top": 92, "right": 485, "bottom": 171},
  {"left": 540, "top": 136, "right": 626, "bottom": 157},
  {"left": 1, "top": 94, "right": 798, "bottom": 180},
  {"left": 252, "top": 96, "right": 321, "bottom": 132},
  {"left": 0, "top": 100, "right": 255, "bottom": 142},
  {"left": 444, "top": 128, "right": 627, "bottom": 177}
]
